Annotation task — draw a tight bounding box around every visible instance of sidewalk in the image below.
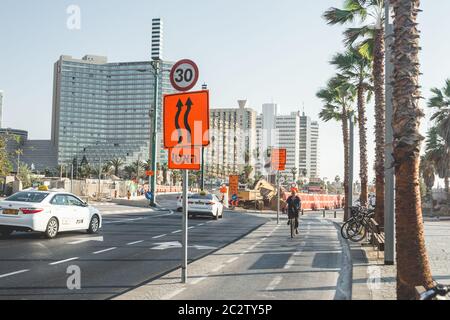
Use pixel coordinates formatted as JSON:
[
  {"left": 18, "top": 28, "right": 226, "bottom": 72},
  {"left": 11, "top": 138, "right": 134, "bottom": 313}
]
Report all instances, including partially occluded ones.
[{"left": 115, "top": 212, "right": 352, "bottom": 300}]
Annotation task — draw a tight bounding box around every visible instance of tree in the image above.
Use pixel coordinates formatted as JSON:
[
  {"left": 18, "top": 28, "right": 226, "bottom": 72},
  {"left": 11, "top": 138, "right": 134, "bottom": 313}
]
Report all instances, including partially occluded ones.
[
  {"left": 317, "top": 76, "right": 356, "bottom": 220},
  {"left": 324, "top": 0, "right": 386, "bottom": 228},
  {"left": 419, "top": 155, "right": 435, "bottom": 202},
  {"left": 428, "top": 79, "right": 450, "bottom": 200},
  {"left": 0, "top": 136, "right": 12, "bottom": 177},
  {"left": 17, "top": 163, "right": 32, "bottom": 188},
  {"left": 108, "top": 158, "right": 124, "bottom": 176},
  {"left": 243, "top": 165, "right": 253, "bottom": 182},
  {"left": 123, "top": 165, "right": 136, "bottom": 180},
  {"left": 391, "top": 0, "right": 433, "bottom": 299},
  {"left": 291, "top": 167, "right": 298, "bottom": 181},
  {"left": 425, "top": 126, "right": 449, "bottom": 201},
  {"left": 330, "top": 48, "right": 372, "bottom": 207}
]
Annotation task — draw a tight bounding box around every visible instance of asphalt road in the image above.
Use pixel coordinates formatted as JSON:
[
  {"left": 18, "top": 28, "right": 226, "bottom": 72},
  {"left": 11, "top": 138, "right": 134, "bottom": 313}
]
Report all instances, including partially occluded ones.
[{"left": 0, "top": 194, "right": 269, "bottom": 300}]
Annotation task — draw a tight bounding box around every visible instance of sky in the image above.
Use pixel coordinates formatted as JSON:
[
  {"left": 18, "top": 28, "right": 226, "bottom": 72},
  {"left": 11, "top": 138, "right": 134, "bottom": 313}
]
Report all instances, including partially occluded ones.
[{"left": 0, "top": 0, "right": 449, "bottom": 184}]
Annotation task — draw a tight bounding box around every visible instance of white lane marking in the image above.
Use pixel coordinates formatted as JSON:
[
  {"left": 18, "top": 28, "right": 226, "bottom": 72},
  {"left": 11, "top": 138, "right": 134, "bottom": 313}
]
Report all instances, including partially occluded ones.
[
  {"left": 0, "top": 269, "right": 30, "bottom": 279},
  {"left": 127, "top": 240, "right": 144, "bottom": 245},
  {"left": 198, "top": 223, "right": 205, "bottom": 226},
  {"left": 172, "top": 230, "right": 182, "bottom": 234},
  {"left": 190, "top": 276, "right": 207, "bottom": 285},
  {"left": 212, "top": 265, "right": 224, "bottom": 273},
  {"left": 226, "top": 257, "right": 239, "bottom": 264},
  {"left": 163, "top": 288, "right": 186, "bottom": 300},
  {"left": 284, "top": 258, "right": 295, "bottom": 269},
  {"left": 49, "top": 257, "right": 79, "bottom": 266},
  {"left": 266, "top": 276, "right": 283, "bottom": 291},
  {"left": 68, "top": 236, "right": 104, "bottom": 245},
  {"left": 93, "top": 247, "right": 117, "bottom": 255},
  {"left": 152, "top": 234, "right": 167, "bottom": 239},
  {"left": 188, "top": 226, "right": 195, "bottom": 230}
]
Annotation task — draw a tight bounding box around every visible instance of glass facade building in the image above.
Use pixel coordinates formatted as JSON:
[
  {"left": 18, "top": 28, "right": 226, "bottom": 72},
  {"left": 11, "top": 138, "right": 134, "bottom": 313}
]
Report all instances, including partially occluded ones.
[{"left": 52, "top": 55, "right": 175, "bottom": 166}]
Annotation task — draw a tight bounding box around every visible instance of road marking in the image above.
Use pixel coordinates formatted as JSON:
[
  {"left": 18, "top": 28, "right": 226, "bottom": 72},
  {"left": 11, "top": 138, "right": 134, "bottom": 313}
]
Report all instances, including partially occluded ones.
[
  {"left": 49, "top": 257, "right": 79, "bottom": 265},
  {"left": 172, "top": 230, "right": 182, "bottom": 234},
  {"left": 188, "top": 226, "right": 195, "bottom": 230},
  {"left": 190, "top": 276, "right": 207, "bottom": 285},
  {"left": 226, "top": 257, "right": 238, "bottom": 264},
  {"left": 127, "top": 240, "right": 144, "bottom": 245},
  {"left": 163, "top": 288, "right": 186, "bottom": 300},
  {"left": 0, "top": 269, "right": 30, "bottom": 279},
  {"left": 152, "top": 234, "right": 167, "bottom": 239},
  {"left": 266, "top": 276, "right": 283, "bottom": 291},
  {"left": 284, "top": 258, "right": 295, "bottom": 269},
  {"left": 68, "top": 236, "right": 104, "bottom": 245},
  {"left": 212, "top": 265, "right": 224, "bottom": 273},
  {"left": 198, "top": 223, "right": 205, "bottom": 226},
  {"left": 93, "top": 247, "right": 117, "bottom": 255}
]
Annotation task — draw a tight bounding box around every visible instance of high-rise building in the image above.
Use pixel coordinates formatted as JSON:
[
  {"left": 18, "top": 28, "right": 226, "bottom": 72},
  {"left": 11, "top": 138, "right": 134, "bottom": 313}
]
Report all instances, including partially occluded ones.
[
  {"left": 51, "top": 54, "right": 175, "bottom": 166},
  {"left": 205, "top": 100, "right": 257, "bottom": 178},
  {"left": 256, "top": 106, "right": 319, "bottom": 180},
  {"left": 151, "top": 18, "right": 163, "bottom": 60}
]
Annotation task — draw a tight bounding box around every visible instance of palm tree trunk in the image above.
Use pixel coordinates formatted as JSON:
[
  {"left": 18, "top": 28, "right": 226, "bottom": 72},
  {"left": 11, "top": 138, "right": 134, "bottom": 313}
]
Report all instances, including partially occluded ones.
[
  {"left": 373, "top": 27, "right": 386, "bottom": 227},
  {"left": 392, "top": 0, "right": 433, "bottom": 299},
  {"left": 342, "top": 107, "right": 350, "bottom": 221},
  {"left": 357, "top": 85, "right": 368, "bottom": 207}
]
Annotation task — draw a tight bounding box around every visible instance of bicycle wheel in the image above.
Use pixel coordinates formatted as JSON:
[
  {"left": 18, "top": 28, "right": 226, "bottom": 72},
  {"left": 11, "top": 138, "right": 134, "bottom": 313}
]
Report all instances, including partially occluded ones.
[
  {"left": 348, "top": 221, "right": 367, "bottom": 242},
  {"left": 290, "top": 218, "right": 295, "bottom": 238},
  {"left": 341, "top": 219, "right": 354, "bottom": 239}
]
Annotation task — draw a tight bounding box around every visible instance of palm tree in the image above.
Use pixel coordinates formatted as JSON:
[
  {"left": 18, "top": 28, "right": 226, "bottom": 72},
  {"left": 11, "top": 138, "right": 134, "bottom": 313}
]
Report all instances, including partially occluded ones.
[
  {"left": 420, "top": 155, "right": 435, "bottom": 202},
  {"left": 317, "top": 76, "right": 356, "bottom": 220},
  {"left": 391, "top": 0, "right": 433, "bottom": 299},
  {"left": 330, "top": 48, "right": 372, "bottom": 207},
  {"left": 243, "top": 165, "right": 253, "bottom": 182},
  {"left": 108, "top": 158, "right": 124, "bottom": 176},
  {"left": 123, "top": 165, "right": 136, "bottom": 180},
  {"left": 324, "top": 0, "right": 386, "bottom": 229},
  {"left": 428, "top": 79, "right": 450, "bottom": 199},
  {"left": 291, "top": 167, "right": 298, "bottom": 181},
  {"left": 425, "top": 126, "right": 449, "bottom": 201}
]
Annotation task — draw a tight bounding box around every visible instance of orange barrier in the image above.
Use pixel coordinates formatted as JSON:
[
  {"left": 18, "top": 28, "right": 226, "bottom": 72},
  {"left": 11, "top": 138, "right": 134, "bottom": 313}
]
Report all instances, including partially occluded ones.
[{"left": 282, "top": 192, "right": 343, "bottom": 210}]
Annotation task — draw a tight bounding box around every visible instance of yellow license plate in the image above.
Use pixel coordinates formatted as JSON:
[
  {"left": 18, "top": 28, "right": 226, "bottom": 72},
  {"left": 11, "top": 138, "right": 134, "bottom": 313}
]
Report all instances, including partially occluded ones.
[{"left": 3, "top": 209, "right": 19, "bottom": 215}]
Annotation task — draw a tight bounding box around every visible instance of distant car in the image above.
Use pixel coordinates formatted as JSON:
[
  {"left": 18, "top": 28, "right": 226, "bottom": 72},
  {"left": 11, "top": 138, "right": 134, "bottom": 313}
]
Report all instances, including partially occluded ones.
[
  {"left": 177, "top": 193, "right": 224, "bottom": 220},
  {"left": 0, "top": 191, "right": 102, "bottom": 239}
]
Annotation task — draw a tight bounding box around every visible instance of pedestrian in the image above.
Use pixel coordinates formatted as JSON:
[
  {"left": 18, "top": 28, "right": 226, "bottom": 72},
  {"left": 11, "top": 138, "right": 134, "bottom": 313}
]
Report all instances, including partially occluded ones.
[{"left": 286, "top": 190, "right": 301, "bottom": 234}]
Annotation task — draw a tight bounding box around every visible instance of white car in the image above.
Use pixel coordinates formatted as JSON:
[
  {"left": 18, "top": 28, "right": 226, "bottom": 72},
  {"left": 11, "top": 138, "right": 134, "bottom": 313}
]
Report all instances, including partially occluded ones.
[
  {"left": 0, "top": 190, "right": 102, "bottom": 239},
  {"left": 177, "top": 193, "right": 224, "bottom": 220}
]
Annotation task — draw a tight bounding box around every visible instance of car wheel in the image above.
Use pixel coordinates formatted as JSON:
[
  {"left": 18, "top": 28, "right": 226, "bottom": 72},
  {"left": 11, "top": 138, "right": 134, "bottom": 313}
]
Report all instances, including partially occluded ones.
[
  {"left": 45, "top": 217, "right": 59, "bottom": 239},
  {"left": 88, "top": 215, "right": 100, "bottom": 234},
  {"left": 0, "top": 227, "right": 13, "bottom": 238}
]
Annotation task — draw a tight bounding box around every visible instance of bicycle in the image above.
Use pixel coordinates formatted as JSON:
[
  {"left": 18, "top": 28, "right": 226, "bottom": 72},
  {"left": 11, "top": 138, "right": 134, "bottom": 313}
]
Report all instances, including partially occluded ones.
[
  {"left": 341, "top": 206, "right": 375, "bottom": 242},
  {"left": 284, "top": 208, "right": 299, "bottom": 238},
  {"left": 419, "top": 283, "right": 450, "bottom": 300}
]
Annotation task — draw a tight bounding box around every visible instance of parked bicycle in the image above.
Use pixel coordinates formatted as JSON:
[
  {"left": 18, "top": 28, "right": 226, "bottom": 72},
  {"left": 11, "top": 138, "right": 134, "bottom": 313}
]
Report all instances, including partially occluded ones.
[
  {"left": 419, "top": 283, "right": 450, "bottom": 300},
  {"left": 340, "top": 205, "right": 375, "bottom": 242}
]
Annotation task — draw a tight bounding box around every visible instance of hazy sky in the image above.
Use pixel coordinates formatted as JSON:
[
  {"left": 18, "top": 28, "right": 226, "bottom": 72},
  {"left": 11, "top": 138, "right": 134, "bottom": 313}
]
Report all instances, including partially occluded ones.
[{"left": 1, "top": 1, "right": 449, "bottom": 183}]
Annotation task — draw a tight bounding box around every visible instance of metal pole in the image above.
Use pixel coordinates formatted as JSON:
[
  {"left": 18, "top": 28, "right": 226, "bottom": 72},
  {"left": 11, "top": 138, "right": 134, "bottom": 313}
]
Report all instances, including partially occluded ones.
[
  {"left": 201, "top": 147, "right": 205, "bottom": 191},
  {"left": 348, "top": 117, "right": 354, "bottom": 217},
  {"left": 71, "top": 163, "right": 74, "bottom": 193},
  {"left": 277, "top": 171, "right": 280, "bottom": 225},
  {"left": 384, "top": 1, "right": 395, "bottom": 265},
  {"left": 182, "top": 169, "right": 189, "bottom": 283},
  {"left": 98, "top": 156, "right": 101, "bottom": 201},
  {"left": 150, "top": 60, "right": 160, "bottom": 206}
]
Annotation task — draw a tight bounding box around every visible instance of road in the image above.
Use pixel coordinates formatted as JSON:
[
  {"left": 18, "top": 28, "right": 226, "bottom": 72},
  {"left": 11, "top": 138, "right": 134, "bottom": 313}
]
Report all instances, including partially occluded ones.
[{"left": 0, "top": 194, "right": 268, "bottom": 300}]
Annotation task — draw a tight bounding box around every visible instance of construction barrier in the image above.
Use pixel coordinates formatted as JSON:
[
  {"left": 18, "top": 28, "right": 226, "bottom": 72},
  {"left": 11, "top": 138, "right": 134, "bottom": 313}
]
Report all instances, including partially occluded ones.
[{"left": 282, "top": 192, "right": 343, "bottom": 211}]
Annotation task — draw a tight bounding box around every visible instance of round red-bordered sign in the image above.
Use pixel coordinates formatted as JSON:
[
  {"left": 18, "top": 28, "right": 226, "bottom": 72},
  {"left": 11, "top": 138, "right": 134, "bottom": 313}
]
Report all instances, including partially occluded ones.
[{"left": 170, "top": 59, "right": 200, "bottom": 92}]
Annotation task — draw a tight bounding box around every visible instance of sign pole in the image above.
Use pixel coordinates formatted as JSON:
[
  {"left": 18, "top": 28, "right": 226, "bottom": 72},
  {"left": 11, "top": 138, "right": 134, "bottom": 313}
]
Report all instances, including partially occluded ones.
[
  {"left": 277, "top": 171, "right": 280, "bottom": 225},
  {"left": 182, "top": 169, "right": 189, "bottom": 283}
]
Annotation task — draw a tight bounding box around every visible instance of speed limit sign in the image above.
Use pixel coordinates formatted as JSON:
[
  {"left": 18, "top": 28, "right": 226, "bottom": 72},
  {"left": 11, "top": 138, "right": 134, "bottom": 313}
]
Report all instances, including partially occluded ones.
[{"left": 170, "top": 59, "right": 199, "bottom": 92}]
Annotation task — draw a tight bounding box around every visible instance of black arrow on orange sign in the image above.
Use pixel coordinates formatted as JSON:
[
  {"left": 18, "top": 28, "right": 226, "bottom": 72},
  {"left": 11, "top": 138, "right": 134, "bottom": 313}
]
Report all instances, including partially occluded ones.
[
  {"left": 175, "top": 99, "right": 183, "bottom": 143},
  {"left": 184, "top": 98, "right": 193, "bottom": 143}
]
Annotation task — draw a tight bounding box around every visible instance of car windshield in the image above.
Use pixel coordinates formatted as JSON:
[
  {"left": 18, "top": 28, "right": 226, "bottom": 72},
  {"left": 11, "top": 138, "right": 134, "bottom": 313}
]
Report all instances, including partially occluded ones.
[
  {"left": 5, "top": 192, "right": 49, "bottom": 203},
  {"left": 189, "top": 194, "right": 214, "bottom": 200}
]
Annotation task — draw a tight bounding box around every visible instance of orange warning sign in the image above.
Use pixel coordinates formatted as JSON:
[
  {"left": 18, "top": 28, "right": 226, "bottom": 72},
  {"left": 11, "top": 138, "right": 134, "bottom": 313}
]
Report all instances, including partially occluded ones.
[
  {"left": 229, "top": 175, "right": 239, "bottom": 197},
  {"left": 271, "top": 148, "right": 287, "bottom": 171},
  {"left": 163, "top": 90, "right": 210, "bottom": 148},
  {"left": 168, "top": 147, "right": 201, "bottom": 170}
]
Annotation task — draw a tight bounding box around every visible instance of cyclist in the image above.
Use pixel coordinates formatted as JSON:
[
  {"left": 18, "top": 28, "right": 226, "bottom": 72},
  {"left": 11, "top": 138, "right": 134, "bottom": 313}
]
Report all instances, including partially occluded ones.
[{"left": 286, "top": 190, "right": 301, "bottom": 235}]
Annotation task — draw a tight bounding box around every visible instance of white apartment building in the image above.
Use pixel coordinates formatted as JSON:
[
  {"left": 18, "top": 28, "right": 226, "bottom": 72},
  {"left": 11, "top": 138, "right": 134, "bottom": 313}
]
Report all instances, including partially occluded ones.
[
  {"left": 256, "top": 106, "right": 319, "bottom": 181},
  {"left": 205, "top": 100, "right": 257, "bottom": 179},
  {"left": 0, "top": 90, "right": 3, "bottom": 128}
]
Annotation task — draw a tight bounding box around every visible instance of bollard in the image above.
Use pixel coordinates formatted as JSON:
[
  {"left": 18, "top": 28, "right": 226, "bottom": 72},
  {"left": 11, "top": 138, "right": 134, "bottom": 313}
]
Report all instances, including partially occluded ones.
[
  {"left": 323, "top": 209, "right": 325, "bottom": 218},
  {"left": 334, "top": 211, "right": 337, "bottom": 218},
  {"left": 301, "top": 209, "right": 304, "bottom": 216}
]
